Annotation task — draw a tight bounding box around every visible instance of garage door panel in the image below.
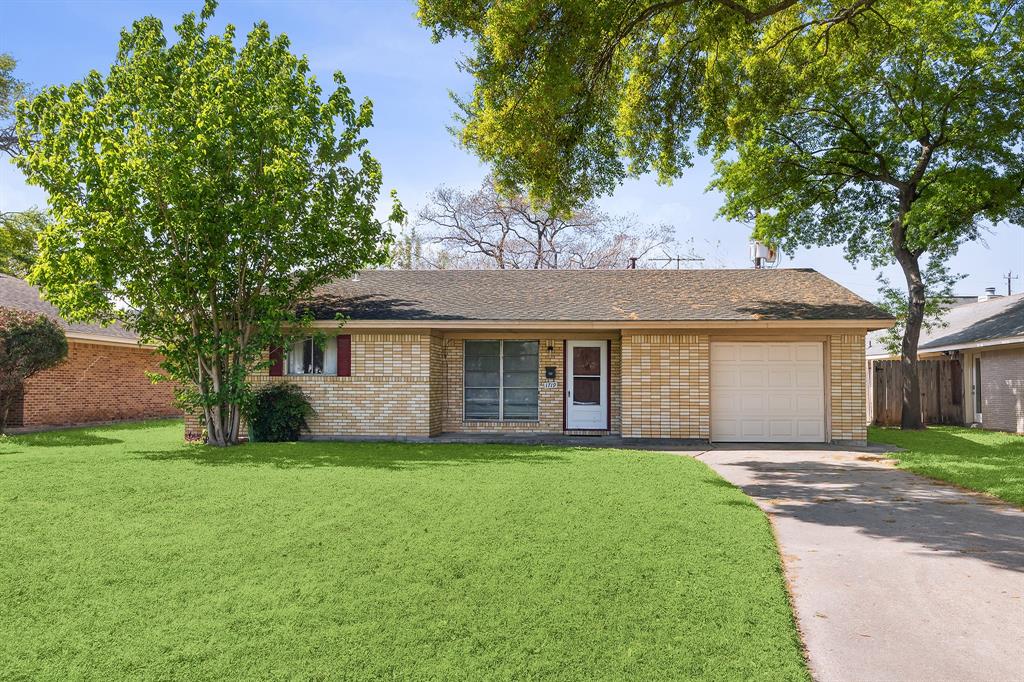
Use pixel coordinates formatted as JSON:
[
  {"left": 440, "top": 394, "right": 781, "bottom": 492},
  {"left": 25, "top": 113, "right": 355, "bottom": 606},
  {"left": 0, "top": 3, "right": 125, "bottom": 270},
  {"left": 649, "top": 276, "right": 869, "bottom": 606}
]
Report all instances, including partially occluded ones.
[
  {"left": 768, "top": 367, "right": 794, "bottom": 388},
  {"left": 740, "top": 372, "right": 766, "bottom": 388},
  {"left": 796, "top": 394, "right": 823, "bottom": 412},
  {"left": 797, "top": 420, "right": 825, "bottom": 438},
  {"left": 740, "top": 393, "right": 766, "bottom": 411},
  {"left": 741, "top": 421, "right": 767, "bottom": 438},
  {"left": 794, "top": 344, "right": 823, "bottom": 362},
  {"left": 768, "top": 421, "right": 795, "bottom": 438},
  {"left": 710, "top": 367, "right": 740, "bottom": 387},
  {"left": 711, "top": 342, "right": 825, "bottom": 443},
  {"left": 795, "top": 368, "right": 821, "bottom": 388},
  {"left": 738, "top": 345, "right": 766, "bottom": 362},
  {"left": 711, "top": 344, "right": 738, "bottom": 362}
]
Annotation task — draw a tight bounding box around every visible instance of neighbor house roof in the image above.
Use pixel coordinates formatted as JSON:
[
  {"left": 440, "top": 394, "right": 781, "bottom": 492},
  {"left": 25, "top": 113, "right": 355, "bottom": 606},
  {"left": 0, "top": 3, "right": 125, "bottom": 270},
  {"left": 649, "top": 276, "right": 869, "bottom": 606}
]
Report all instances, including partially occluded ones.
[
  {"left": 0, "top": 274, "right": 138, "bottom": 344},
  {"left": 866, "top": 292, "right": 1024, "bottom": 358},
  {"left": 305, "top": 269, "right": 892, "bottom": 327}
]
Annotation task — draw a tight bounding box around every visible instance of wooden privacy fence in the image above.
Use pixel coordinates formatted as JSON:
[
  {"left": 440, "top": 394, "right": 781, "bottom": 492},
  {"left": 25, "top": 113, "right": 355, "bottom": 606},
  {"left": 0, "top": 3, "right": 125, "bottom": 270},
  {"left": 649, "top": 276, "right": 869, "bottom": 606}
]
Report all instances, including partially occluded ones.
[{"left": 870, "top": 358, "right": 964, "bottom": 426}]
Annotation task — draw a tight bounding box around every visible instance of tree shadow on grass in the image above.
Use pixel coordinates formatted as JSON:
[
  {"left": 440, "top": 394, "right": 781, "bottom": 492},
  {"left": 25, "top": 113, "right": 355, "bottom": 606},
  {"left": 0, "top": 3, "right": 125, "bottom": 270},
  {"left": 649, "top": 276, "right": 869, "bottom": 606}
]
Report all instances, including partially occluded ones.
[{"left": 137, "top": 441, "right": 572, "bottom": 471}]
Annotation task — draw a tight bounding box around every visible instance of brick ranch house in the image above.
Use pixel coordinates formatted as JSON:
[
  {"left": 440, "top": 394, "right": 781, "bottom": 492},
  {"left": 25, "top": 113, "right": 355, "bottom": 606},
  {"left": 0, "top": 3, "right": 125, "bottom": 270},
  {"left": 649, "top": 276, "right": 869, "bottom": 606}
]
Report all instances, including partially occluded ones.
[
  {"left": 186, "top": 269, "right": 893, "bottom": 445},
  {"left": 0, "top": 274, "right": 178, "bottom": 430}
]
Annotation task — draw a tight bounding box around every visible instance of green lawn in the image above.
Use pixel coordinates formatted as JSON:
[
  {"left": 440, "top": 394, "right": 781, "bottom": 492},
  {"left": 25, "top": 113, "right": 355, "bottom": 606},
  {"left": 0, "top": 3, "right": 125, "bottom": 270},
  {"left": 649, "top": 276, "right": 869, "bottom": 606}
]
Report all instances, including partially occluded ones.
[
  {"left": 0, "top": 420, "right": 806, "bottom": 681},
  {"left": 869, "top": 425, "right": 1024, "bottom": 506}
]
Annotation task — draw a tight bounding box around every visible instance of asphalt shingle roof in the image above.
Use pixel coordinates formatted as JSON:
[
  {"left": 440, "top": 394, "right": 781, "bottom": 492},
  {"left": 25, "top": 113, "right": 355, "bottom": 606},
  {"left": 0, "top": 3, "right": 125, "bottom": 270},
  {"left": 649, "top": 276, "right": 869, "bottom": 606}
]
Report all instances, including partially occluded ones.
[
  {"left": 305, "top": 269, "right": 890, "bottom": 322},
  {"left": 0, "top": 274, "right": 137, "bottom": 341},
  {"left": 866, "top": 292, "right": 1024, "bottom": 357},
  {"left": 918, "top": 293, "right": 1024, "bottom": 349}
]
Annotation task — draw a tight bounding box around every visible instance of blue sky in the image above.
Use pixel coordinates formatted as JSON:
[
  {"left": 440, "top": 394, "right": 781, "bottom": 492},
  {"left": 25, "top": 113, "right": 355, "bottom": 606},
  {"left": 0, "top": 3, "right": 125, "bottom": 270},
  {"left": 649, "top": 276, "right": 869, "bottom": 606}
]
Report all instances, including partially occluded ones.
[{"left": 2, "top": 0, "right": 1022, "bottom": 300}]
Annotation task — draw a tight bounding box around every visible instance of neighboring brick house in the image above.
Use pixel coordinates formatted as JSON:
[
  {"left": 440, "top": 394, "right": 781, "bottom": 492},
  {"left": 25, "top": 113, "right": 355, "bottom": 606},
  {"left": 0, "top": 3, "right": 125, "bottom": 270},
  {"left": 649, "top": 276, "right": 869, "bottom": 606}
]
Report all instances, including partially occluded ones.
[
  {"left": 866, "top": 291, "right": 1024, "bottom": 434},
  {"left": 188, "top": 269, "right": 891, "bottom": 445},
  {"left": 0, "top": 274, "right": 178, "bottom": 430}
]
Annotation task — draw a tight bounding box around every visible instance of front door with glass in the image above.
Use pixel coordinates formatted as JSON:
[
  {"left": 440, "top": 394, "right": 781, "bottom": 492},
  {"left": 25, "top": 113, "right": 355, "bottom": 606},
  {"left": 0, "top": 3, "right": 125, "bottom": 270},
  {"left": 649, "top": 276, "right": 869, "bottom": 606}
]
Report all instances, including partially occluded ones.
[{"left": 566, "top": 341, "right": 608, "bottom": 429}]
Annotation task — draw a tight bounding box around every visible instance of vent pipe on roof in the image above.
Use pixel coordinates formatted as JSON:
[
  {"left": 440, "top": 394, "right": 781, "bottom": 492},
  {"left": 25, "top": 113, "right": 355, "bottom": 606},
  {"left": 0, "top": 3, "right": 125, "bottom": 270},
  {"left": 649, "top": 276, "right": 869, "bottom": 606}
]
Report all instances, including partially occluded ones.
[{"left": 980, "top": 286, "right": 1000, "bottom": 301}]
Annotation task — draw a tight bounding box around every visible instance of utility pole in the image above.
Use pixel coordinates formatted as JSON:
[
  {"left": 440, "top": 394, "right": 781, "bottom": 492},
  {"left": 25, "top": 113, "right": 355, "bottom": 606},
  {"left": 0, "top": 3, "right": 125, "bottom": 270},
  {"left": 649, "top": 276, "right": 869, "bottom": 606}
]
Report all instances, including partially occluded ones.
[{"left": 1005, "top": 271, "right": 1018, "bottom": 296}]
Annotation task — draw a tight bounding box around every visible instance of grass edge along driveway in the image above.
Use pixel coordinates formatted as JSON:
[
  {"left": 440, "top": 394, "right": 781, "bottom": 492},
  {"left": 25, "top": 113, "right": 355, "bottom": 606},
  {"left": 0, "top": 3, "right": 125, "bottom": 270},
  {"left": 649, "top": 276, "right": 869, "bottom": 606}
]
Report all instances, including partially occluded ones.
[
  {"left": 0, "top": 419, "right": 808, "bottom": 680},
  {"left": 869, "top": 425, "right": 1024, "bottom": 507}
]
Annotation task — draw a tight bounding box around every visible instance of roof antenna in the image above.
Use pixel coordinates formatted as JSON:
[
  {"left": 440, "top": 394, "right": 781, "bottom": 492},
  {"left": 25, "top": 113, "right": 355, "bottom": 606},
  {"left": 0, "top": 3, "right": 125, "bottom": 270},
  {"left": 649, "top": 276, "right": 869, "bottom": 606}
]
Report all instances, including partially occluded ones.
[{"left": 646, "top": 255, "right": 705, "bottom": 269}]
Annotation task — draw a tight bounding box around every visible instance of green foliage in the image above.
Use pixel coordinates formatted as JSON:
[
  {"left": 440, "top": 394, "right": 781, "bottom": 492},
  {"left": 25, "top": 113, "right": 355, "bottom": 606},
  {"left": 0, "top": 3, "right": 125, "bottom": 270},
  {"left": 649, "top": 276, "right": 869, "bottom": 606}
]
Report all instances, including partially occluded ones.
[
  {"left": 419, "top": 0, "right": 885, "bottom": 210},
  {"left": 0, "top": 306, "right": 67, "bottom": 432},
  {"left": 0, "top": 52, "right": 27, "bottom": 156},
  {"left": 875, "top": 263, "right": 961, "bottom": 357},
  {"left": 0, "top": 209, "right": 45, "bottom": 277},
  {"left": 870, "top": 426, "right": 1024, "bottom": 506},
  {"left": 245, "top": 382, "right": 314, "bottom": 442},
  {"left": 0, "top": 419, "right": 808, "bottom": 680},
  {"left": 14, "top": 1, "right": 402, "bottom": 445}
]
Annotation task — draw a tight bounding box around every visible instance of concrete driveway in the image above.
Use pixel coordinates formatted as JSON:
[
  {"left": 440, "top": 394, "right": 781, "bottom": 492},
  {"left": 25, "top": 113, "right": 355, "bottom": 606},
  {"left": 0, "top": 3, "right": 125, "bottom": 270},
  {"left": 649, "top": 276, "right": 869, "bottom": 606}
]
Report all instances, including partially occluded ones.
[{"left": 699, "top": 447, "right": 1024, "bottom": 682}]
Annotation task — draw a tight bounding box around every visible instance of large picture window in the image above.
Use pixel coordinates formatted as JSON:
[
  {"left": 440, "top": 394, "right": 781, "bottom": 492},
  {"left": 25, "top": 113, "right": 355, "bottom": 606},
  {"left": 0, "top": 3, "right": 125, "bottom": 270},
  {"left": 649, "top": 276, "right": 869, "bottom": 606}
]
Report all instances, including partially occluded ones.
[
  {"left": 287, "top": 336, "right": 337, "bottom": 376},
  {"left": 464, "top": 340, "right": 539, "bottom": 420}
]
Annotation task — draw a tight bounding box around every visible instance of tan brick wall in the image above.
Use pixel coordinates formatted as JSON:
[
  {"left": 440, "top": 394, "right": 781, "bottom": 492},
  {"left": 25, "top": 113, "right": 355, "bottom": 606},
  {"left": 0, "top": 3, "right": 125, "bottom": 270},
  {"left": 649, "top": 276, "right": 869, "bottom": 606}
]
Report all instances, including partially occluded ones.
[
  {"left": 428, "top": 334, "right": 445, "bottom": 436},
  {"left": 829, "top": 334, "right": 867, "bottom": 442},
  {"left": 20, "top": 340, "right": 178, "bottom": 429},
  {"left": 979, "top": 348, "right": 1024, "bottom": 434},
  {"left": 620, "top": 333, "right": 710, "bottom": 439},
  {"left": 186, "top": 332, "right": 434, "bottom": 439}
]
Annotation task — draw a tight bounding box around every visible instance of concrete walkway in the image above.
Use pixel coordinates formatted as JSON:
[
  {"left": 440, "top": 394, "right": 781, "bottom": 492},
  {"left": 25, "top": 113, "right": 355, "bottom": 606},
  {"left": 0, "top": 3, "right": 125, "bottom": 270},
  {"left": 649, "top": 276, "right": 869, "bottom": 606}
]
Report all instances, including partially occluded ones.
[{"left": 699, "top": 448, "right": 1024, "bottom": 682}]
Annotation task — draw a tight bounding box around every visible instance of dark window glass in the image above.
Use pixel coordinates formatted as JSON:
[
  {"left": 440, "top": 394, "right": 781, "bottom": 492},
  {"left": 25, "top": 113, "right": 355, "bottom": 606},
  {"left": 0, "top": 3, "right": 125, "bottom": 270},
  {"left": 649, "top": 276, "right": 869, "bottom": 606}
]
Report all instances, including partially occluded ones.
[
  {"left": 464, "top": 340, "right": 538, "bottom": 421},
  {"left": 503, "top": 341, "right": 538, "bottom": 420},
  {"left": 303, "top": 338, "right": 324, "bottom": 374},
  {"left": 573, "top": 347, "right": 601, "bottom": 375},
  {"left": 573, "top": 376, "right": 601, "bottom": 405},
  {"left": 465, "top": 341, "right": 500, "bottom": 419}
]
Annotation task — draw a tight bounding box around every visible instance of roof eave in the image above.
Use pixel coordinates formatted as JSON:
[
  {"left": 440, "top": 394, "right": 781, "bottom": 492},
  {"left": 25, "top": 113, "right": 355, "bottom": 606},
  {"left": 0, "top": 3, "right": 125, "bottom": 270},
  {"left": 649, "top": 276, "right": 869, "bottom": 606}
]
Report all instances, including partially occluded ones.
[
  {"left": 308, "top": 318, "right": 896, "bottom": 330},
  {"left": 918, "top": 334, "right": 1024, "bottom": 354},
  {"left": 65, "top": 331, "right": 150, "bottom": 348}
]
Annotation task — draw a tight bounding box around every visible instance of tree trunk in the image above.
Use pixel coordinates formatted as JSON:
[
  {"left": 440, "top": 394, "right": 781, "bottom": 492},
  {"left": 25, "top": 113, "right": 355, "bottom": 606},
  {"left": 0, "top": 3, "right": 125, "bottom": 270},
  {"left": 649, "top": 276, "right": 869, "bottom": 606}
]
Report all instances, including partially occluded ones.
[
  {"left": 198, "top": 352, "right": 242, "bottom": 446},
  {"left": 892, "top": 223, "right": 926, "bottom": 430},
  {"left": 0, "top": 391, "right": 12, "bottom": 435}
]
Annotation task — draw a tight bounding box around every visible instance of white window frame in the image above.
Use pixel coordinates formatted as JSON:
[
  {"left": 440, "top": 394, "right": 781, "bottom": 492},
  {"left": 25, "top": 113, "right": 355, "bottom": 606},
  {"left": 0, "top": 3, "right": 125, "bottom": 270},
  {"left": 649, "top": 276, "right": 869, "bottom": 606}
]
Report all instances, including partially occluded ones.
[{"left": 463, "top": 339, "right": 539, "bottom": 421}]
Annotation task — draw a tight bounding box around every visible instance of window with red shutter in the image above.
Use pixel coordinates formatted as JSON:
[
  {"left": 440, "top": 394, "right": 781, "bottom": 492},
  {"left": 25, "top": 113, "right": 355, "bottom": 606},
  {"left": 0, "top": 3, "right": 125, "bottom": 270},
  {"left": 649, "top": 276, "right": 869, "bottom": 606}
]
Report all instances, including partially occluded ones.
[{"left": 269, "top": 346, "right": 284, "bottom": 376}]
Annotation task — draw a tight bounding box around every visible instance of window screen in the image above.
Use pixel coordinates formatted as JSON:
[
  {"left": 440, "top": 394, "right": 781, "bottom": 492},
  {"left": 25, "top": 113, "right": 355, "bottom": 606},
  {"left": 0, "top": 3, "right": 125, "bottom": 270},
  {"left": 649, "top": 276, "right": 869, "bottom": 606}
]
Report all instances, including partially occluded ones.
[{"left": 464, "top": 340, "right": 539, "bottom": 421}]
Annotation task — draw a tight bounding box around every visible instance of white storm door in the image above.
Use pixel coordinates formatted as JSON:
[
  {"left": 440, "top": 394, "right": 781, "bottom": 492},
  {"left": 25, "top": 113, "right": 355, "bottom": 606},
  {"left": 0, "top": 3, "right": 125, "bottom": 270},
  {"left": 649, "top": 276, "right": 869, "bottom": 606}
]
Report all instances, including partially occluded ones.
[
  {"left": 566, "top": 341, "right": 608, "bottom": 429},
  {"left": 711, "top": 342, "right": 825, "bottom": 443}
]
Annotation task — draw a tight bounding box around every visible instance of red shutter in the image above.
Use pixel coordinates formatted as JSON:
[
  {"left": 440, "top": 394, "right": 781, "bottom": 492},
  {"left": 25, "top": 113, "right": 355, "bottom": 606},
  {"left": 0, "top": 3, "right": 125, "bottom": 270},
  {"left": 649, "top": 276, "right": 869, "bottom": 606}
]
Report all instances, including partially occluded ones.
[
  {"left": 269, "top": 346, "right": 283, "bottom": 376},
  {"left": 337, "top": 334, "right": 351, "bottom": 377}
]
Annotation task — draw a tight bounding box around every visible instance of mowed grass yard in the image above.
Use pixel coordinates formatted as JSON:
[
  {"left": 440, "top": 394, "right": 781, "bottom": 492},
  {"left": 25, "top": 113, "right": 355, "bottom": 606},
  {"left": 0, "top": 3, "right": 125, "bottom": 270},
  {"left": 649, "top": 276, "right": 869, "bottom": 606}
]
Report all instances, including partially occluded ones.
[
  {"left": 870, "top": 426, "right": 1024, "bottom": 507},
  {"left": 0, "top": 420, "right": 807, "bottom": 681}
]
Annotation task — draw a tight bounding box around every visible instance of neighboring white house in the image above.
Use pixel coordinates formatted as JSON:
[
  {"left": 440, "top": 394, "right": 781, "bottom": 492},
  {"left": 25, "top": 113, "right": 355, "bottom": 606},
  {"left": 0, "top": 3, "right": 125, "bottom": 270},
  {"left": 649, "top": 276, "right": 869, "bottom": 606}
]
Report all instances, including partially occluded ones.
[{"left": 866, "top": 290, "right": 1024, "bottom": 433}]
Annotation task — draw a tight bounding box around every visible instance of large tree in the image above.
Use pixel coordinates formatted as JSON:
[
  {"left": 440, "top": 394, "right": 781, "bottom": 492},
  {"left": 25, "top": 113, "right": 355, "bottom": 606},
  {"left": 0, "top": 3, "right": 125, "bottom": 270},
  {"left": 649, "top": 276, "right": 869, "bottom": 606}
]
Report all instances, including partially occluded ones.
[
  {"left": 712, "top": 2, "right": 1024, "bottom": 428},
  {"left": 15, "top": 2, "right": 401, "bottom": 446},
  {"left": 417, "top": 177, "right": 676, "bottom": 269},
  {"left": 420, "top": 0, "right": 1024, "bottom": 429}
]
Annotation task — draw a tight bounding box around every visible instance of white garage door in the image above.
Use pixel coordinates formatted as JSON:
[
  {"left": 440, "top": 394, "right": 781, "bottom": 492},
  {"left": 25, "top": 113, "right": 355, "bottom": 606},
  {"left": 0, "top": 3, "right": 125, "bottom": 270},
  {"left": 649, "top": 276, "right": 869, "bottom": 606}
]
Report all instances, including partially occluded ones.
[{"left": 710, "top": 342, "right": 825, "bottom": 443}]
